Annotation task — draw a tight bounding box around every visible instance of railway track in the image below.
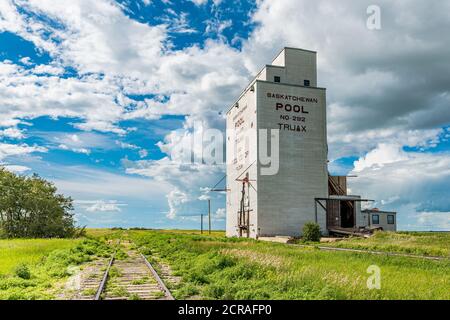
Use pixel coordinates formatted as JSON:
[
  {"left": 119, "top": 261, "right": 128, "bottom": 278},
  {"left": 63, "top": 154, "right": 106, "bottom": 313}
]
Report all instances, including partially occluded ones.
[{"left": 75, "top": 240, "right": 174, "bottom": 300}]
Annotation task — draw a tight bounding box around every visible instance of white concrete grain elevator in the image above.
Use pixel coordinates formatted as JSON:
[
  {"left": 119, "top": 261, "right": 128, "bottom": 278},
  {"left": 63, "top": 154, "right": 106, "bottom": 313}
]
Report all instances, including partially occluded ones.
[{"left": 226, "top": 48, "right": 329, "bottom": 238}]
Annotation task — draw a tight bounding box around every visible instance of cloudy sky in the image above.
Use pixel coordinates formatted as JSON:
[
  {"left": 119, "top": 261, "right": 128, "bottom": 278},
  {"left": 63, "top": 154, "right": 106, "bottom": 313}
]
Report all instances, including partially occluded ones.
[{"left": 0, "top": 0, "right": 449, "bottom": 230}]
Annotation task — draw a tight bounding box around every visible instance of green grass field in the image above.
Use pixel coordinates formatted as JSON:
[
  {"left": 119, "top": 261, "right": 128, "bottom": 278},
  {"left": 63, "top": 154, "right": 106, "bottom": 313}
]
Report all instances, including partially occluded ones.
[
  {"left": 0, "top": 237, "right": 114, "bottom": 299},
  {"left": 0, "top": 229, "right": 448, "bottom": 300},
  {"left": 0, "top": 239, "right": 81, "bottom": 275},
  {"left": 317, "top": 231, "right": 450, "bottom": 257},
  {"left": 129, "top": 230, "right": 450, "bottom": 300}
]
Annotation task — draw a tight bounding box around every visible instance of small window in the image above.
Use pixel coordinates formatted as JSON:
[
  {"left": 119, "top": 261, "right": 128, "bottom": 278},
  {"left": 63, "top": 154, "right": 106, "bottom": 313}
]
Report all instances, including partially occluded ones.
[
  {"left": 387, "top": 215, "right": 395, "bottom": 224},
  {"left": 304, "top": 79, "right": 310, "bottom": 86},
  {"left": 372, "top": 214, "right": 380, "bottom": 225},
  {"left": 274, "top": 76, "right": 280, "bottom": 83}
]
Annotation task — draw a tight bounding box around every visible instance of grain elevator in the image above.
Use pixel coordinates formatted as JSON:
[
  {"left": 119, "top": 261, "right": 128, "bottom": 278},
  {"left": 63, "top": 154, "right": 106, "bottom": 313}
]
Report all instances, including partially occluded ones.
[{"left": 226, "top": 48, "right": 329, "bottom": 238}]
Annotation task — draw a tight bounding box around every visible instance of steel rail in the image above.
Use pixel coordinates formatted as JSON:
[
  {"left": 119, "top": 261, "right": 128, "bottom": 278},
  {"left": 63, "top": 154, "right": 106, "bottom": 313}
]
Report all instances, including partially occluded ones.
[
  {"left": 94, "top": 239, "right": 121, "bottom": 300},
  {"left": 140, "top": 253, "right": 175, "bottom": 300},
  {"left": 94, "top": 253, "right": 115, "bottom": 300}
]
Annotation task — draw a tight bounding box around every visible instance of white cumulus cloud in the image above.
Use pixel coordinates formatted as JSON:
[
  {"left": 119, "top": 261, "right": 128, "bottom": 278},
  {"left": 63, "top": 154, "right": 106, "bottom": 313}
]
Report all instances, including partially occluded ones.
[
  {"left": 349, "top": 144, "right": 450, "bottom": 229},
  {"left": 76, "top": 200, "right": 127, "bottom": 213},
  {"left": 1, "top": 0, "right": 449, "bottom": 229}
]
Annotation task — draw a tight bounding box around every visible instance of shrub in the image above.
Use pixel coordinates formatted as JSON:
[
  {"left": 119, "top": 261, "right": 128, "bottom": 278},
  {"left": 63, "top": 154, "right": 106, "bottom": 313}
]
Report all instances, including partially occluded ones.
[
  {"left": 302, "top": 222, "right": 321, "bottom": 242},
  {"left": 14, "top": 263, "right": 31, "bottom": 279}
]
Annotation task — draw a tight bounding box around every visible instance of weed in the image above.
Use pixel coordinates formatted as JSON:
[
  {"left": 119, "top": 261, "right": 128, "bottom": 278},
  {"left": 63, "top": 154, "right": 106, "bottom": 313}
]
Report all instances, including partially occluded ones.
[
  {"left": 131, "top": 278, "right": 148, "bottom": 285},
  {"left": 110, "top": 286, "right": 128, "bottom": 297},
  {"left": 129, "top": 293, "right": 141, "bottom": 300},
  {"left": 82, "top": 288, "right": 97, "bottom": 296},
  {"left": 14, "top": 264, "right": 31, "bottom": 280},
  {"left": 153, "top": 291, "right": 165, "bottom": 298},
  {"left": 108, "top": 266, "right": 121, "bottom": 278}
]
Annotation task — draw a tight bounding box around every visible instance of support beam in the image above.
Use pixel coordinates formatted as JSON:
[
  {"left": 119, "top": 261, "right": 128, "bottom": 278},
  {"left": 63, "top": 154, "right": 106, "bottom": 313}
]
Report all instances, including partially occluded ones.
[
  {"left": 315, "top": 198, "right": 327, "bottom": 211},
  {"left": 314, "top": 200, "right": 318, "bottom": 223}
]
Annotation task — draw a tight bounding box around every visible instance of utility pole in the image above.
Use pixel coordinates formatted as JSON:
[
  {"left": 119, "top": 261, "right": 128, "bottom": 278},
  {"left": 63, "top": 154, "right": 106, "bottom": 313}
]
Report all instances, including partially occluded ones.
[
  {"left": 201, "top": 214, "right": 204, "bottom": 234},
  {"left": 208, "top": 199, "right": 211, "bottom": 235}
]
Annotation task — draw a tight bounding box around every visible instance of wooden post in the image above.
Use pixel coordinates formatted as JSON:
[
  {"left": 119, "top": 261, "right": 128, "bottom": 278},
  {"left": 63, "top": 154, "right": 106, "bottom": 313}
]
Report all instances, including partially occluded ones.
[
  {"left": 208, "top": 199, "right": 211, "bottom": 235},
  {"left": 201, "top": 214, "right": 203, "bottom": 234}
]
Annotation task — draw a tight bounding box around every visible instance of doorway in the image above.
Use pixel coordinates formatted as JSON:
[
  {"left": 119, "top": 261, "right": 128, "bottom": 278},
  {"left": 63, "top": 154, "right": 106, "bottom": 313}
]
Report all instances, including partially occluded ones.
[{"left": 340, "top": 201, "right": 355, "bottom": 228}]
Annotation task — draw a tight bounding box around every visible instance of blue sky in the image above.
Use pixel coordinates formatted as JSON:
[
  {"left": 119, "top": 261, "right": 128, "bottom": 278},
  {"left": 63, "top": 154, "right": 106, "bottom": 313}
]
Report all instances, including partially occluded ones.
[{"left": 1, "top": 0, "right": 449, "bottom": 231}]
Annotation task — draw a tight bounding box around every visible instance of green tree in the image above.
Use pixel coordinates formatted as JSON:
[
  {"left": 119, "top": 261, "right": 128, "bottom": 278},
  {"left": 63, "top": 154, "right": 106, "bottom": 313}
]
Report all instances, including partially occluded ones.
[{"left": 0, "top": 167, "right": 79, "bottom": 238}]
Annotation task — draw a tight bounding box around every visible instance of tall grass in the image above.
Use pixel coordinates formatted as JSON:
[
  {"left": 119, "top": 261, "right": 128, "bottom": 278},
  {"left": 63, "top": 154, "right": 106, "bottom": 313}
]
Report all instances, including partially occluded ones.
[
  {"left": 318, "top": 231, "right": 450, "bottom": 257},
  {"left": 130, "top": 230, "right": 450, "bottom": 300},
  {"left": 0, "top": 239, "right": 81, "bottom": 275},
  {"left": 0, "top": 239, "right": 114, "bottom": 299},
  {"left": 1, "top": 230, "right": 447, "bottom": 300}
]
